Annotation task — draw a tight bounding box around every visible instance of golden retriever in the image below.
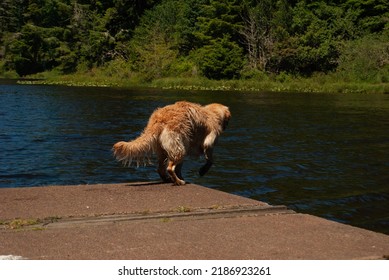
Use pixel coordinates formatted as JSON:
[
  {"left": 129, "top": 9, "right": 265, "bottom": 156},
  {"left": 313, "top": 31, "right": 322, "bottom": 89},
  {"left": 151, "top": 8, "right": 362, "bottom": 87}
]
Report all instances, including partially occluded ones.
[{"left": 113, "top": 101, "right": 231, "bottom": 185}]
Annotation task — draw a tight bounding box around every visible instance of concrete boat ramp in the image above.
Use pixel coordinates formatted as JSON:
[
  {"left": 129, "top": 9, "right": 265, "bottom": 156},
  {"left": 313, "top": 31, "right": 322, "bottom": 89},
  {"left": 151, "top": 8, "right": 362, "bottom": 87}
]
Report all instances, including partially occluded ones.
[{"left": 0, "top": 182, "right": 388, "bottom": 260}]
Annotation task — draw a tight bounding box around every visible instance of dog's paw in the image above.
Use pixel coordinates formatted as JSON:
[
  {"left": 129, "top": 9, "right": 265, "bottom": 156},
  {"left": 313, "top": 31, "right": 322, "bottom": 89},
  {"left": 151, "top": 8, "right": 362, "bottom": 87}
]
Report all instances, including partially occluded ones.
[{"left": 174, "top": 179, "right": 186, "bottom": 186}]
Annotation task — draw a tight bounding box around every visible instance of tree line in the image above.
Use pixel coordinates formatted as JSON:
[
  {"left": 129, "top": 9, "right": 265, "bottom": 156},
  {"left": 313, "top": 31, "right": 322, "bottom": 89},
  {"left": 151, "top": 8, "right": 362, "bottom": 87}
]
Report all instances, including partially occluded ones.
[{"left": 0, "top": 0, "right": 388, "bottom": 83}]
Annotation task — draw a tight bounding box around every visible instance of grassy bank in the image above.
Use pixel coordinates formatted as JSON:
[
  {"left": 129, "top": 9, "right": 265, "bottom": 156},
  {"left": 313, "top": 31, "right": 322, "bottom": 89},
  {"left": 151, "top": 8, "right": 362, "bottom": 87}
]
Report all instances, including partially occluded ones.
[
  {"left": 12, "top": 70, "right": 389, "bottom": 94},
  {"left": 151, "top": 77, "right": 389, "bottom": 94}
]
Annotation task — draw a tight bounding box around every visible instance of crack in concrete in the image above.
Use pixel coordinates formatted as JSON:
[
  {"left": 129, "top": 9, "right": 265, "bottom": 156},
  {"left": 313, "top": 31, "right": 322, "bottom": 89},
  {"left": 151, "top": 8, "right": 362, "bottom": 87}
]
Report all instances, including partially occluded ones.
[{"left": 17, "top": 204, "right": 295, "bottom": 230}]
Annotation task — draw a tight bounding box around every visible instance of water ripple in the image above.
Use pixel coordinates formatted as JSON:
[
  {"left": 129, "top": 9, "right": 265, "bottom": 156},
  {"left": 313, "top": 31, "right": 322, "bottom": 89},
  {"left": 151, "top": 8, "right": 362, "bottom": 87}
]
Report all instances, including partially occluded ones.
[{"left": 1, "top": 84, "right": 388, "bottom": 234}]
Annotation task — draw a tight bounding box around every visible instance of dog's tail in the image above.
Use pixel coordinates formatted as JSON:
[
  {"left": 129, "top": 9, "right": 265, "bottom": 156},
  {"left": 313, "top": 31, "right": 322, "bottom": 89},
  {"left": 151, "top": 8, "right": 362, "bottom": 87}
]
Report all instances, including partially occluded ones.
[{"left": 113, "top": 133, "right": 158, "bottom": 166}]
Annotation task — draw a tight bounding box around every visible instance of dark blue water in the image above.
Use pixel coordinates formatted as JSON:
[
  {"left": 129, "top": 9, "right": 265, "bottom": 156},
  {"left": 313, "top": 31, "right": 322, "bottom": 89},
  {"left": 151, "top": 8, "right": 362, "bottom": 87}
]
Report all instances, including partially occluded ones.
[{"left": 1, "top": 81, "right": 388, "bottom": 234}]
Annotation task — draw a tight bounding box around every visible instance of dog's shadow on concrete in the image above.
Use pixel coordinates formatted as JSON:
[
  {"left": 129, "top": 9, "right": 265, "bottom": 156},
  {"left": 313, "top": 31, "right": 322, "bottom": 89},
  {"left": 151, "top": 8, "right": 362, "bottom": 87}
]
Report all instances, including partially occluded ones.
[{"left": 124, "top": 181, "right": 192, "bottom": 187}]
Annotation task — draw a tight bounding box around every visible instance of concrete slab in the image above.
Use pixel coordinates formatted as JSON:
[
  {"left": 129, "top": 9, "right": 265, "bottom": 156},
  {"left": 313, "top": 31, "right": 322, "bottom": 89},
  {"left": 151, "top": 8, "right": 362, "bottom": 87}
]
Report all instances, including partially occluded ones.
[
  {"left": 1, "top": 183, "right": 389, "bottom": 260},
  {"left": 0, "top": 182, "right": 268, "bottom": 219}
]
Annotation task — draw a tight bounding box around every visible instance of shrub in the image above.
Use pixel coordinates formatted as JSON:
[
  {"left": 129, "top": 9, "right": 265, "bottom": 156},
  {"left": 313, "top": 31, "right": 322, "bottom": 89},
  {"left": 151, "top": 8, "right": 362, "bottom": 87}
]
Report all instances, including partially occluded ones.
[
  {"left": 337, "top": 33, "right": 389, "bottom": 82},
  {"left": 193, "top": 36, "right": 244, "bottom": 80}
]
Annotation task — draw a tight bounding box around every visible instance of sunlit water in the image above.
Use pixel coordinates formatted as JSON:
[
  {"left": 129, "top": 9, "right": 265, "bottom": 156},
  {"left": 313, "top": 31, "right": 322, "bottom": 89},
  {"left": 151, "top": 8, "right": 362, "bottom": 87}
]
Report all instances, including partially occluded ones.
[{"left": 1, "top": 81, "right": 388, "bottom": 234}]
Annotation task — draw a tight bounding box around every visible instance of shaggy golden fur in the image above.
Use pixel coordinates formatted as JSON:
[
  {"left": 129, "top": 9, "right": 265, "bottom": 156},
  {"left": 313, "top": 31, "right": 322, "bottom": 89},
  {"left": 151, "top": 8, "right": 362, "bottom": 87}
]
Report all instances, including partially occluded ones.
[{"left": 113, "top": 101, "right": 231, "bottom": 185}]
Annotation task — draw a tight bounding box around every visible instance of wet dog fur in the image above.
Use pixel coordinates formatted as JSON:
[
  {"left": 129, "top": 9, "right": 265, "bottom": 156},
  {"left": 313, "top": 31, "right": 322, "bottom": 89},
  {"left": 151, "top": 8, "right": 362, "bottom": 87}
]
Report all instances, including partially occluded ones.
[{"left": 113, "top": 101, "right": 231, "bottom": 185}]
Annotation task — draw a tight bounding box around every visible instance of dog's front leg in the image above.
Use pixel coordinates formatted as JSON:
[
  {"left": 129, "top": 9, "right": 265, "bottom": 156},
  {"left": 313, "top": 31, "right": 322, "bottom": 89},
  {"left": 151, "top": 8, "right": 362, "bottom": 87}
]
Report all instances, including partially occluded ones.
[
  {"left": 199, "top": 132, "right": 217, "bottom": 176},
  {"left": 199, "top": 147, "right": 213, "bottom": 176}
]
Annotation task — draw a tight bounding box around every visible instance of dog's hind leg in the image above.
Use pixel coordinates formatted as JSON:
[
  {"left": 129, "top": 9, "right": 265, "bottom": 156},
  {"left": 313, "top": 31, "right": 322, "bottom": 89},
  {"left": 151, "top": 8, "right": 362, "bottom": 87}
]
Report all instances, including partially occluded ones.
[
  {"left": 156, "top": 148, "right": 171, "bottom": 182},
  {"left": 160, "top": 129, "right": 186, "bottom": 185},
  {"left": 175, "top": 162, "right": 184, "bottom": 180},
  {"left": 167, "top": 160, "right": 185, "bottom": 185}
]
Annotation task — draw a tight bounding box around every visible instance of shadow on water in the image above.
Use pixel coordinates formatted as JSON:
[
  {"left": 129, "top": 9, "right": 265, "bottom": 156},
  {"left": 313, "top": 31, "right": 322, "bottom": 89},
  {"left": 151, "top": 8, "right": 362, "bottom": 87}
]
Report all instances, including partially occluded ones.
[{"left": 0, "top": 83, "right": 388, "bottom": 234}]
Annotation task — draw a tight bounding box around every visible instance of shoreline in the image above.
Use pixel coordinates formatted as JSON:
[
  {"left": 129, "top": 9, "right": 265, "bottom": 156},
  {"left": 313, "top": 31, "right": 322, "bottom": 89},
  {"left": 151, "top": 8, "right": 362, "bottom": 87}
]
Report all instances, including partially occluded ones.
[{"left": 2, "top": 76, "right": 388, "bottom": 94}]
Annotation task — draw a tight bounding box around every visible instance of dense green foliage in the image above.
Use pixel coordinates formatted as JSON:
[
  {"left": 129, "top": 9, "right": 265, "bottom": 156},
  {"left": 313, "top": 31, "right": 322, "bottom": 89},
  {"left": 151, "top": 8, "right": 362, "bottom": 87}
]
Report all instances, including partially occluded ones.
[{"left": 1, "top": 0, "right": 388, "bottom": 86}]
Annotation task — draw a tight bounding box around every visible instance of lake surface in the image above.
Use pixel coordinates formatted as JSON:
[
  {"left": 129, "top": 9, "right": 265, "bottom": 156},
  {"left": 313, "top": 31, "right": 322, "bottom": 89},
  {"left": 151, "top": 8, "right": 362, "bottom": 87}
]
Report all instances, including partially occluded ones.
[{"left": 1, "top": 81, "right": 388, "bottom": 234}]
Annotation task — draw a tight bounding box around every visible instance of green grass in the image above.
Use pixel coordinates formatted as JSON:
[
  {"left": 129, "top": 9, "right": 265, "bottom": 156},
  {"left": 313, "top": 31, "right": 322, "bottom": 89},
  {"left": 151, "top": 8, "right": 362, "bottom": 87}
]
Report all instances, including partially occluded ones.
[
  {"left": 6, "top": 218, "right": 41, "bottom": 229},
  {"left": 0, "top": 216, "right": 62, "bottom": 230},
  {"left": 176, "top": 206, "right": 191, "bottom": 213},
  {"left": 151, "top": 76, "right": 389, "bottom": 94},
  {"left": 15, "top": 70, "right": 389, "bottom": 94}
]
